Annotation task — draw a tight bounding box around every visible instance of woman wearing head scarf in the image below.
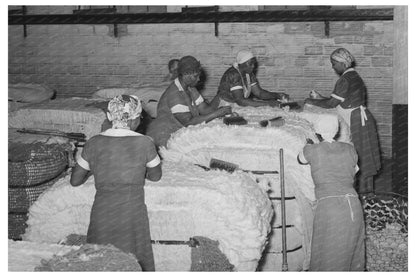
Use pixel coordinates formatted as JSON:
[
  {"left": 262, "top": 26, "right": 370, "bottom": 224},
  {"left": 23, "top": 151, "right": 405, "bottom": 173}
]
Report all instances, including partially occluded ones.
[
  {"left": 305, "top": 48, "right": 381, "bottom": 194},
  {"left": 70, "top": 94, "right": 162, "bottom": 271},
  {"left": 298, "top": 116, "right": 365, "bottom": 271},
  {"left": 146, "top": 55, "right": 232, "bottom": 148},
  {"left": 213, "top": 49, "right": 290, "bottom": 108}
]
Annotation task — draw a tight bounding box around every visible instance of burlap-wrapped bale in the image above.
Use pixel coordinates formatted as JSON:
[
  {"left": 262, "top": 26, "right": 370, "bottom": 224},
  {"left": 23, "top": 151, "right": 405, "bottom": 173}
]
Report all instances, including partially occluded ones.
[
  {"left": 362, "top": 194, "right": 408, "bottom": 271},
  {"left": 8, "top": 98, "right": 107, "bottom": 139},
  {"left": 8, "top": 142, "right": 68, "bottom": 187},
  {"left": 9, "top": 173, "right": 66, "bottom": 213},
  {"left": 8, "top": 213, "right": 28, "bottom": 240}
]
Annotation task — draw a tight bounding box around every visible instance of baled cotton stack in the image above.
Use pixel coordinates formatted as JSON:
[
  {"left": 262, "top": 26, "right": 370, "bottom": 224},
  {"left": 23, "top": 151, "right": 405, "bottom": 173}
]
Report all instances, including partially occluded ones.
[
  {"left": 23, "top": 162, "right": 273, "bottom": 271},
  {"left": 160, "top": 124, "right": 317, "bottom": 271},
  {"left": 91, "top": 86, "right": 167, "bottom": 118},
  {"left": 9, "top": 83, "right": 55, "bottom": 103},
  {"left": 8, "top": 98, "right": 107, "bottom": 139}
]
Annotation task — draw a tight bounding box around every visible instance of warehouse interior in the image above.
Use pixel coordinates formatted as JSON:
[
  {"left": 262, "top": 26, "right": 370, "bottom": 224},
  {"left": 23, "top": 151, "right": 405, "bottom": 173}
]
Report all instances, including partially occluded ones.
[{"left": 7, "top": 5, "right": 408, "bottom": 272}]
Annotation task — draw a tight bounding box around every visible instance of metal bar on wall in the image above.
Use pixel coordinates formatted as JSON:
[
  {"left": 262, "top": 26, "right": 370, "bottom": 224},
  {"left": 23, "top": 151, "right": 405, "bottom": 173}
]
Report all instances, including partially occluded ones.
[{"left": 8, "top": 9, "right": 393, "bottom": 25}]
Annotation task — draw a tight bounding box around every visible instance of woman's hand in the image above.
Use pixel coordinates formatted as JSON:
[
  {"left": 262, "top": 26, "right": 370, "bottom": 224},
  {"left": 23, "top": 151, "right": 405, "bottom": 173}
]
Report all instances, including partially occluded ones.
[
  {"left": 277, "top": 93, "right": 290, "bottom": 102},
  {"left": 304, "top": 98, "right": 313, "bottom": 105},
  {"left": 217, "top": 106, "right": 232, "bottom": 117}
]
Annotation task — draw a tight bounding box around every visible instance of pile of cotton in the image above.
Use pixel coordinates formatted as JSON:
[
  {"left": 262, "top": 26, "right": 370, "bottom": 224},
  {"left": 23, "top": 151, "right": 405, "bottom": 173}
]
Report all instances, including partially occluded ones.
[
  {"left": 23, "top": 161, "right": 273, "bottom": 271},
  {"left": 160, "top": 123, "right": 317, "bottom": 271},
  {"left": 8, "top": 98, "right": 107, "bottom": 139},
  {"left": 8, "top": 240, "right": 79, "bottom": 271},
  {"left": 228, "top": 105, "right": 347, "bottom": 142},
  {"left": 8, "top": 240, "right": 141, "bottom": 272}
]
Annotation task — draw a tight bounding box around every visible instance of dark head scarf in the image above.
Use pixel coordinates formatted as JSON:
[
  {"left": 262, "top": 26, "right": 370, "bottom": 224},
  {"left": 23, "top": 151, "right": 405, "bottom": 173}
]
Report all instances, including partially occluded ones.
[{"left": 178, "top": 56, "right": 201, "bottom": 76}]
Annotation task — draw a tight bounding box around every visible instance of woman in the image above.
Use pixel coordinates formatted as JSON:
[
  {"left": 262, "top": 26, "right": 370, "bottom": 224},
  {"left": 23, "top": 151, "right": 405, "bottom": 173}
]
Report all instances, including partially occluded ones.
[
  {"left": 298, "top": 117, "right": 365, "bottom": 271},
  {"left": 163, "top": 58, "right": 179, "bottom": 83},
  {"left": 305, "top": 47, "right": 381, "bottom": 193},
  {"left": 213, "top": 50, "right": 289, "bottom": 108},
  {"left": 70, "top": 94, "right": 162, "bottom": 271},
  {"left": 146, "top": 55, "right": 232, "bottom": 148}
]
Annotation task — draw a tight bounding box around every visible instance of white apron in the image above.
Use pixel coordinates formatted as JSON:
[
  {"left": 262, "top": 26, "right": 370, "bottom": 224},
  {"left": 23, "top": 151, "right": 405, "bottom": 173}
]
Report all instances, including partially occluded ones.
[{"left": 336, "top": 105, "right": 368, "bottom": 128}]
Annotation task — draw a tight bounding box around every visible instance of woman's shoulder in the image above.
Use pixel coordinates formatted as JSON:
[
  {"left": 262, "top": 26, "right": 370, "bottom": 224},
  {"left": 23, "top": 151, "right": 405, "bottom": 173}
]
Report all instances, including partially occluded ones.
[
  {"left": 333, "top": 141, "right": 356, "bottom": 152},
  {"left": 222, "top": 66, "right": 239, "bottom": 77},
  {"left": 134, "top": 134, "right": 157, "bottom": 145}
]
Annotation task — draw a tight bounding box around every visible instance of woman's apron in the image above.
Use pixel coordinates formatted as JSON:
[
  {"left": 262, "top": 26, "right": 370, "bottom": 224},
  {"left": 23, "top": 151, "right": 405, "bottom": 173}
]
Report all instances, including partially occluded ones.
[{"left": 336, "top": 104, "right": 368, "bottom": 141}]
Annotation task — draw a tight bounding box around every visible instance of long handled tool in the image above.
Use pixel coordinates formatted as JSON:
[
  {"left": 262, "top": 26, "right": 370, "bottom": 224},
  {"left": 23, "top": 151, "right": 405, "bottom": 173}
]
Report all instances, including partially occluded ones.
[
  {"left": 16, "top": 128, "right": 86, "bottom": 145},
  {"left": 151, "top": 237, "right": 199, "bottom": 247},
  {"left": 203, "top": 158, "right": 278, "bottom": 175},
  {"left": 279, "top": 148, "right": 288, "bottom": 271},
  {"left": 259, "top": 116, "right": 285, "bottom": 127}
]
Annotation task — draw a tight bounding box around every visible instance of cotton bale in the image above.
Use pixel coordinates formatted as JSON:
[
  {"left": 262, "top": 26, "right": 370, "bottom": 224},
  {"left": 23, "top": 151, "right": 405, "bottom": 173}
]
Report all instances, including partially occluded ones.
[{"left": 23, "top": 161, "right": 273, "bottom": 271}]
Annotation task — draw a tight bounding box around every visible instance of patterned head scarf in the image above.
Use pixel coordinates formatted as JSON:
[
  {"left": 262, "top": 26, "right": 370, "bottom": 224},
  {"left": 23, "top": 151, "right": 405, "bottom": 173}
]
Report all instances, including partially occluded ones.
[
  {"left": 178, "top": 56, "right": 201, "bottom": 76},
  {"left": 314, "top": 115, "right": 339, "bottom": 142},
  {"left": 330, "top": 48, "right": 355, "bottom": 68},
  {"left": 236, "top": 50, "right": 254, "bottom": 64},
  {"left": 107, "top": 95, "right": 142, "bottom": 129}
]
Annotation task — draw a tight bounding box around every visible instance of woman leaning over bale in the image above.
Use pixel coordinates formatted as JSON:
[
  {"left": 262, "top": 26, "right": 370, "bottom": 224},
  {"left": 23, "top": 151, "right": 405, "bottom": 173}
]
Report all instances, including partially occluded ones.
[
  {"left": 70, "top": 94, "right": 162, "bottom": 271},
  {"left": 298, "top": 116, "right": 365, "bottom": 271},
  {"left": 146, "top": 55, "right": 232, "bottom": 148},
  {"left": 304, "top": 48, "right": 381, "bottom": 194},
  {"left": 211, "top": 50, "right": 290, "bottom": 108}
]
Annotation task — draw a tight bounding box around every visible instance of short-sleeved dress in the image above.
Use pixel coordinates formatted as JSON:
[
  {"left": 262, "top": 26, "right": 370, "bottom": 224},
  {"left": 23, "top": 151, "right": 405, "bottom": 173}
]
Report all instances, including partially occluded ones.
[
  {"left": 300, "top": 141, "right": 365, "bottom": 271},
  {"left": 77, "top": 128, "right": 161, "bottom": 271},
  {"left": 146, "top": 78, "right": 204, "bottom": 147},
  {"left": 217, "top": 65, "right": 258, "bottom": 105},
  {"left": 330, "top": 68, "right": 381, "bottom": 191}
]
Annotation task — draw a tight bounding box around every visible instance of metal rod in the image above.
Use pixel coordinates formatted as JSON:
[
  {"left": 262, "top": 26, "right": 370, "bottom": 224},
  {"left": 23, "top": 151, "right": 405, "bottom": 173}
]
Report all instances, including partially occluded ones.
[
  {"left": 8, "top": 9, "right": 393, "bottom": 25},
  {"left": 22, "top": 6, "right": 27, "bottom": 37},
  {"left": 279, "top": 148, "right": 288, "bottom": 271},
  {"left": 324, "top": 20, "right": 330, "bottom": 37}
]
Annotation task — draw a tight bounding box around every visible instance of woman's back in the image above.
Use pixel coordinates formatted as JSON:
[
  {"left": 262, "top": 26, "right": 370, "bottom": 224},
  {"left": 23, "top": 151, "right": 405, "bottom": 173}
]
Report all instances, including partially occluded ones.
[
  {"left": 83, "top": 134, "right": 155, "bottom": 190},
  {"left": 304, "top": 141, "right": 358, "bottom": 198}
]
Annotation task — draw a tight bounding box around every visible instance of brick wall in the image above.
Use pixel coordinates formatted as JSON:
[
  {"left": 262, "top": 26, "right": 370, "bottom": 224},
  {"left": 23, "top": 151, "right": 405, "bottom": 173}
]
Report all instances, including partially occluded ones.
[{"left": 8, "top": 7, "right": 393, "bottom": 157}]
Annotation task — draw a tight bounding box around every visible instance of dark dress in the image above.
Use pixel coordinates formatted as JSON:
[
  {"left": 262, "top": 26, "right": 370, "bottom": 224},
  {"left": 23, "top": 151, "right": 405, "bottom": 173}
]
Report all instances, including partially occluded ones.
[
  {"left": 79, "top": 128, "right": 160, "bottom": 271},
  {"left": 146, "top": 78, "right": 203, "bottom": 147},
  {"left": 217, "top": 65, "right": 258, "bottom": 103},
  {"left": 330, "top": 69, "right": 381, "bottom": 192},
  {"left": 302, "top": 141, "right": 365, "bottom": 271}
]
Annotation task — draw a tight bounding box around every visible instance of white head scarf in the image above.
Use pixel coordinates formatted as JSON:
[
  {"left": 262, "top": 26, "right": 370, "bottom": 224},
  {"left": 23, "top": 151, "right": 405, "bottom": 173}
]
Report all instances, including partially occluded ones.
[
  {"left": 314, "top": 116, "right": 339, "bottom": 142},
  {"left": 331, "top": 48, "right": 355, "bottom": 68},
  {"left": 107, "top": 95, "right": 142, "bottom": 129},
  {"left": 236, "top": 50, "right": 254, "bottom": 64}
]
